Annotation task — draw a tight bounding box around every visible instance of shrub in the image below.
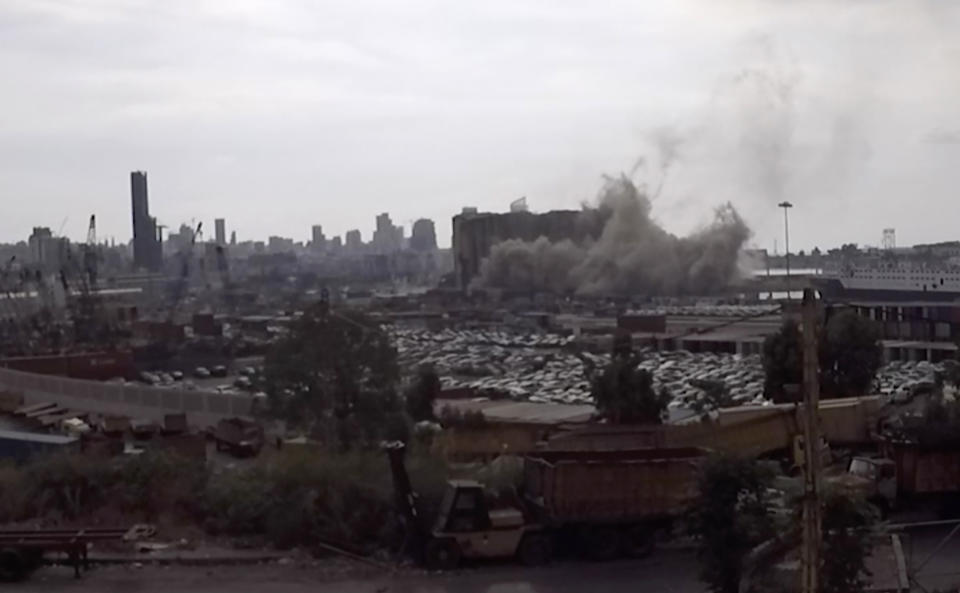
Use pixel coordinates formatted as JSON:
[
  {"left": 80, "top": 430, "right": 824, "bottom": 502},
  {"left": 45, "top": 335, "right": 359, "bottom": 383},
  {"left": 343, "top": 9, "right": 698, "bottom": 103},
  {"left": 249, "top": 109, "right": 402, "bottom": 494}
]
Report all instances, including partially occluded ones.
[
  {"left": 113, "top": 452, "right": 208, "bottom": 521},
  {"left": 0, "top": 445, "right": 453, "bottom": 555},
  {"left": 0, "top": 462, "right": 29, "bottom": 522},
  {"left": 22, "top": 453, "right": 114, "bottom": 520}
]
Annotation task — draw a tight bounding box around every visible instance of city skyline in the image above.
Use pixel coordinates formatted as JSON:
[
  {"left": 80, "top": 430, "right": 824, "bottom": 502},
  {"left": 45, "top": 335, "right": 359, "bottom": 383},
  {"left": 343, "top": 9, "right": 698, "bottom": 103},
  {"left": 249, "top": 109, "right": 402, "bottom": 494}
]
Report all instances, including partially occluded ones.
[{"left": 3, "top": 2, "right": 960, "bottom": 252}]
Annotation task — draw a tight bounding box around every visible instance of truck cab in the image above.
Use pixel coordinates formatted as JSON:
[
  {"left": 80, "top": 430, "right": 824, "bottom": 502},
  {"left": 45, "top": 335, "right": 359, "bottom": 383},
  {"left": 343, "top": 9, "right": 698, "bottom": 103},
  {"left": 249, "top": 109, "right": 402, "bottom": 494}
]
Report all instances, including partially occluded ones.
[
  {"left": 792, "top": 434, "right": 831, "bottom": 471},
  {"left": 844, "top": 456, "right": 898, "bottom": 511},
  {"left": 424, "top": 480, "right": 550, "bottom": 569}
]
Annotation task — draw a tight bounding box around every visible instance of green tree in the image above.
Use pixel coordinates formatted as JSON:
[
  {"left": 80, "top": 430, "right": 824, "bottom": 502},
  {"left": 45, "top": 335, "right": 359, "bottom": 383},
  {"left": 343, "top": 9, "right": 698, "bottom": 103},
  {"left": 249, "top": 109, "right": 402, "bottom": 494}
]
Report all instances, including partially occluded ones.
[
  {"left": 262, "top": 302, "right": 400, "bottom": 450},
  {"left": 690, "top": 379, "right": 734, "bottom": 416},
  {"left": 687, "top": 455, "right": 774, "bottom": 593},
  {"left": 405, "top": 364, "right": 440, "bottom": 422},
  {"left": 591, "top": 334, "right": 670, "bottom": 424},
  {"left": 762, "top": 311, "right": 881, "bottom": 401},
  {"left": 819, "top": 489, "right": 877, "bottom": 593},
  {"left": 762, "top": 318, "right": 803, "bottom": 401},
  {"left": 820, "top": 310, "right": 882, "bottom": 398}
]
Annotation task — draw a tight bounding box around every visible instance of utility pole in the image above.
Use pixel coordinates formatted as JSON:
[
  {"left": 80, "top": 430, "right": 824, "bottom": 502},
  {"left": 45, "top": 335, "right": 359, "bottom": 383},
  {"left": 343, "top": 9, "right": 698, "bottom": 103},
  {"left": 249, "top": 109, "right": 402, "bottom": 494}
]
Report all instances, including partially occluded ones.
[
  {"left": 800, "top": 288, "right": 822, "bottom": 593},
  {"left": 778, "top": 201, "right": 793, "bottom": 300}
]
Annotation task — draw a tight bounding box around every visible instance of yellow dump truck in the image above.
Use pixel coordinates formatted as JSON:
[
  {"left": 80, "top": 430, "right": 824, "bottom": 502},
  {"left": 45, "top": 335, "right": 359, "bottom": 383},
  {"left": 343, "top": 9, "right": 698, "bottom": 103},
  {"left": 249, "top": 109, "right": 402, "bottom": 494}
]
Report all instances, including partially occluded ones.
[
  {"left": 841, "top": 439, "right": 960, "bottom": 513},
  {"left": 385, "top": 442, "right": 707, "bottom": 569}
]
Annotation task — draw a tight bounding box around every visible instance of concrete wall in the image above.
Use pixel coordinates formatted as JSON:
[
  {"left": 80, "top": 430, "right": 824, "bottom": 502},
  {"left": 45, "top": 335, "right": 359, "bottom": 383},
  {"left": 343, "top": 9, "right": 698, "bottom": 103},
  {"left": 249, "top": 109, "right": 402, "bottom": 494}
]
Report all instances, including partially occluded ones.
[{"left": 0, "top": 368, "right": 252, "bottom": 428}]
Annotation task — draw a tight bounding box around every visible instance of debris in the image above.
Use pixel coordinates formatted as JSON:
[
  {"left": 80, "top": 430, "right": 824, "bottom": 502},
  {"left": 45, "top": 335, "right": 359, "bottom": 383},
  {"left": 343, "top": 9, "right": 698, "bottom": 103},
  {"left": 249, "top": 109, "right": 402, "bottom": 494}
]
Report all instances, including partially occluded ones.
[{"left": 124, "top": 524, "right": 157, "bottom": 541}]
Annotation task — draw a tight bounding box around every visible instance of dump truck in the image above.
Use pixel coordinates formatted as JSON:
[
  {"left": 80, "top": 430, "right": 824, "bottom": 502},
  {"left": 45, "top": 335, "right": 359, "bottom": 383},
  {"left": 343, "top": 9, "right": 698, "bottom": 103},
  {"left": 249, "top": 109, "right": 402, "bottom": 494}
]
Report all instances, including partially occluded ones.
[
  {"left": 213, "top": 418, "right": 264, "bottom": 456},
  {"left": 384, "top": 441, "right": 706, "bottom": 569},
  {"left": 842, "top": 439, "right": 960, "bottom": 513}
]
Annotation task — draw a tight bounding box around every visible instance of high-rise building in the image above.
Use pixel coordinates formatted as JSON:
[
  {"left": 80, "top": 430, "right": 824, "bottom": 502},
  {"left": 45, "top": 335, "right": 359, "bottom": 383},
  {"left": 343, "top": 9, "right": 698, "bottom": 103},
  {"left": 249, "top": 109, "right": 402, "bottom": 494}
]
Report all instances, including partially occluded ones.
[
  {"left": 345, "top": 229, "right": 363, "bottom": 252},
  {"left": 268, "top": 236, "right": 294, "bottom": 253},
  {"left": 410, "top": 219, "right": 438, "bottom": 252},
  {"left": 130, "top": 171, "right": 162, "bottom": 271},
  {"left": 230, "top": 230, "right": 236, "bottom": 245},
  {"left": 372, "top": 212, "right": 403, "bottom": 253},
  {"left": 311, "top": 225, "right": 326, "bottom": 251},
  {"left": 27, "top": 227, "right": 68, "bottom": 272},
  {"left": 214, "top": 218, "right": 226, "bottom": 245},
  {"left": 163, "top": 223, "right": 194, "bottom": 255}
]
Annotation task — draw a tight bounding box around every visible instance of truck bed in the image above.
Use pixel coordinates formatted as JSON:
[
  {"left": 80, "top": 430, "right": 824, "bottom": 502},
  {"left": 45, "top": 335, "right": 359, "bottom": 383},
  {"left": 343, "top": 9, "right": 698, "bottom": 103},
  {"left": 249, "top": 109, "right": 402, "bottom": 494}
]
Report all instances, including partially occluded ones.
[
  {"left": 881, "top": 440, "right": 960, "bottom": 495},
  {"left": 523, "top": 447, "right": 708, "bottom": 524}
]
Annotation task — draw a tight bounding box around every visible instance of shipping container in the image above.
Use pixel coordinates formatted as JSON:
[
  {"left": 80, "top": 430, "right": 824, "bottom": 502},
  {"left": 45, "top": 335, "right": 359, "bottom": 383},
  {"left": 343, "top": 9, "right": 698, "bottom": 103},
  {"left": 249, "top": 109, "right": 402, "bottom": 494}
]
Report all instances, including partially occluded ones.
[
  {"left": 0, "top": 351, "right": 134, "bottom": 381},
  {"left": 0, "top": 429, "right": 78, "bottom": 463},
  {"left": 616, "top": 314, "right": 667, "bottom": 334}
]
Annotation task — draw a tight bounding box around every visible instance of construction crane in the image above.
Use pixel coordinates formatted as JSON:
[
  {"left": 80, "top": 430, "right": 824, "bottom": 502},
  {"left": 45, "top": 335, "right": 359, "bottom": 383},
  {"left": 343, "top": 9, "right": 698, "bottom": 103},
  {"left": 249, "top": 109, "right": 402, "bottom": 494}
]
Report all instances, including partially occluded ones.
[
  {"left": 168, "top": 222, "right": 201, "bottom": 324},
  {"left": 59, "top": 250, "right": 92, "bottom": 345},
  {"left": 82, "top": 215, "right": 98, "bottom": 289},
  {"left": 215, "top": 245, "right": 236, "bottom": 313}
]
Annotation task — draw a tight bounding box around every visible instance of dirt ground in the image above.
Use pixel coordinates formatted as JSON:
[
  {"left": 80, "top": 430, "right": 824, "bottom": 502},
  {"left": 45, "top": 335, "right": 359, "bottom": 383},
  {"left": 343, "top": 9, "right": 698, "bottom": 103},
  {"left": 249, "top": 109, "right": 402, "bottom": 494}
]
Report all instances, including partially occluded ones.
[{"left": 19, "top": 552, "right": 707, "bottom": 593}]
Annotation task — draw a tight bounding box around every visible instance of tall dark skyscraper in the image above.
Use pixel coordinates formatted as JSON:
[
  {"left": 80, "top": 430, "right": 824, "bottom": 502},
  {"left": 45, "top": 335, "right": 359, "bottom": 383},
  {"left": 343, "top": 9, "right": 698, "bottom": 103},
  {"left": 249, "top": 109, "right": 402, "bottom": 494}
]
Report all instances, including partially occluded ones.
[
  {"left": 215, "top": 218, "right": 226, "bottom": 245},
  {"left": 130, "top": 171, "right": 162, "bottom": 271},
  {"left": 311, "top": 225, "right": 326, "bottom": 250},
  {"left": 410, "top": 218, "right": 437, "bottom": 251}
]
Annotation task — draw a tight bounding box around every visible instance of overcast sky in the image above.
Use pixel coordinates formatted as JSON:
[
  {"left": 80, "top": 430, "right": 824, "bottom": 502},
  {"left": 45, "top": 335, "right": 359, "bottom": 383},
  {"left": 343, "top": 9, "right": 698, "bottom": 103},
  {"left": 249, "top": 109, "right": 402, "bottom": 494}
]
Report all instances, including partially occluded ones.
[{"left": 2, "top": 0, "right": 959, "bottom": 251}]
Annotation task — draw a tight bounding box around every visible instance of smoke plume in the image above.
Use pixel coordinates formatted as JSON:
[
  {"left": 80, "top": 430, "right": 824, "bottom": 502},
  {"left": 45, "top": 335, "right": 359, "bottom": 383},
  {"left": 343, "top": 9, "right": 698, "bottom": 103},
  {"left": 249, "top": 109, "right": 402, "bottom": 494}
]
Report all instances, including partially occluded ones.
[{"left": 474, "top": 176, "right": 750, "bottom": 296}]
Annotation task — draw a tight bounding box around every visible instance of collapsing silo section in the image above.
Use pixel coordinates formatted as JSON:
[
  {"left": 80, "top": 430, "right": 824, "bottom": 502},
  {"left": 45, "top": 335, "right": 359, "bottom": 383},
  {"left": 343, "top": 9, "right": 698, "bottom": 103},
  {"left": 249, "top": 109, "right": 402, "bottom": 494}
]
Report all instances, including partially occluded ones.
[{"left": 472, "top": 175, "right": 750, "bottom": 296}]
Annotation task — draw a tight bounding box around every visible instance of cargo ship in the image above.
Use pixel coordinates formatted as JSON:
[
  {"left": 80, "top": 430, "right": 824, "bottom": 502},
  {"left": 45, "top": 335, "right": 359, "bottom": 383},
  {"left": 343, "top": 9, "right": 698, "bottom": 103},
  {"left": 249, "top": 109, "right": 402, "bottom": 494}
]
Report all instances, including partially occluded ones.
[{"left": 812, "top": 262, "right": 960, "bottom": 302}]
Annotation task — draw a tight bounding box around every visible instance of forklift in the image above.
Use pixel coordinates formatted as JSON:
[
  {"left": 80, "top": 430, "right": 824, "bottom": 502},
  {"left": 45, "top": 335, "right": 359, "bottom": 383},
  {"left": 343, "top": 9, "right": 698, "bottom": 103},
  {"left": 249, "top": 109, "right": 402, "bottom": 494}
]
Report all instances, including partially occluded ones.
[{"left": 383, "top": 441, "right": 552, "bottom": 569}]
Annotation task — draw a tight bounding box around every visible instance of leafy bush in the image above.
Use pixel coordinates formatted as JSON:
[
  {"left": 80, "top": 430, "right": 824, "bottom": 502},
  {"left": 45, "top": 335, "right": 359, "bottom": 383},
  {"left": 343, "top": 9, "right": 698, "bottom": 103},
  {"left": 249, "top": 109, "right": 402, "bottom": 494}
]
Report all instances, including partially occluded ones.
[
  {"left": 591, "top": 337, "right": 670, "bottom": 424},
  {"left": 687, "top": 455, "right": 775, "bottom": 593},
  {"left": 819, "top": 488, "right": 878, "bottom": 593},
  {"left": 405, "top": 365, "right": 440, "bottom": 421},
  {"left": 0, "top": 446, "right": 452, "bottom": 555},
  {"left": 0, "top": 462, "right": 29, "bottom": 522},
  {"left": 22, "top": 453, "right": 114, "bottom": 520},
  {"left": 113, "top": 453, "right": 207, "bottom": 520},
  {"left": 764, "top": 311, "right": 882, "bottom": 401}
]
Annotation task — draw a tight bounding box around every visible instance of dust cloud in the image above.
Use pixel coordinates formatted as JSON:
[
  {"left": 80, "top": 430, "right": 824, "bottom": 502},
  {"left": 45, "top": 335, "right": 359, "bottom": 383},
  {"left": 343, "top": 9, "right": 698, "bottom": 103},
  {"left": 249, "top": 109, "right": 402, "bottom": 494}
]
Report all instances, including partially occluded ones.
[{"left": 473, "top": 175, "right": 750, "bottom": 296}]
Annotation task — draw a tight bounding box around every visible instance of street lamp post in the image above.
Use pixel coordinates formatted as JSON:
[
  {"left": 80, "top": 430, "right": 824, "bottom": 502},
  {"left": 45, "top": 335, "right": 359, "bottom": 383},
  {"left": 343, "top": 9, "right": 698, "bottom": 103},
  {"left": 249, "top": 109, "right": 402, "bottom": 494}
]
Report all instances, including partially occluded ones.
[{"left": 778, "top": 201, "right": 793, "bottom": 300}]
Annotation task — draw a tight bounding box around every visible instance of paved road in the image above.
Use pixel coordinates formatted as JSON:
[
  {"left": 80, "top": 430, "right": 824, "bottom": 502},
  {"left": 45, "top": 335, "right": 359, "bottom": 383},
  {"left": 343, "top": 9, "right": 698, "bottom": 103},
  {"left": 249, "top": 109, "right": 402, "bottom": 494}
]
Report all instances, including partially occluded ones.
[
  {"left": 19, "top": 551, "right": 706, "bottom": 593},
  {"left": 23, "top": 526, "right": 959, "bottom": 592},
  {"left": 898, "top": 522, "right": 960, "bottom": 592}
]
